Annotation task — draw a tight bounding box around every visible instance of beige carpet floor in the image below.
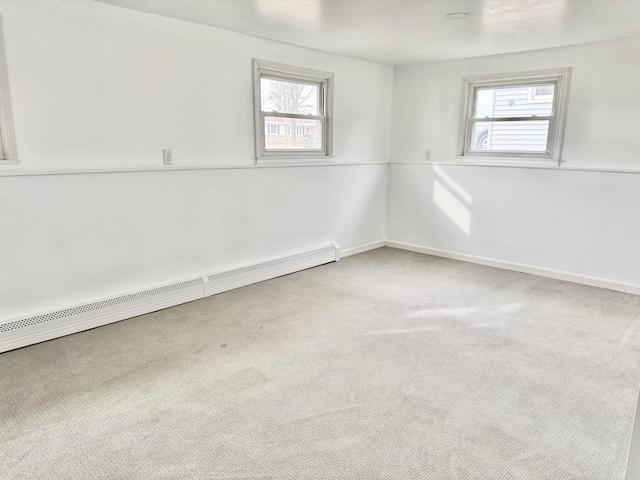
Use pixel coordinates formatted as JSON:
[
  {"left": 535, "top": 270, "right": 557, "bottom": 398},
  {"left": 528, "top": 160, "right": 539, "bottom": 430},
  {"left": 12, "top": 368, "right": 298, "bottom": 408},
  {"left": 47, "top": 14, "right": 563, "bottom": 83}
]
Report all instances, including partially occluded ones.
[{"left": 2, "top": 247, "right": 640, "bottom": 479}]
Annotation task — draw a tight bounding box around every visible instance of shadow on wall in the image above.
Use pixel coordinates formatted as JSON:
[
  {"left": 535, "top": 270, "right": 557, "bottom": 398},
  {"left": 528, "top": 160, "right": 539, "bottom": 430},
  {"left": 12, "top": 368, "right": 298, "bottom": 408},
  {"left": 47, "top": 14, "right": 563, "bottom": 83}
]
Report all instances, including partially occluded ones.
[{"left": 433, "top": 165, "right": 472, "bottom": 235}]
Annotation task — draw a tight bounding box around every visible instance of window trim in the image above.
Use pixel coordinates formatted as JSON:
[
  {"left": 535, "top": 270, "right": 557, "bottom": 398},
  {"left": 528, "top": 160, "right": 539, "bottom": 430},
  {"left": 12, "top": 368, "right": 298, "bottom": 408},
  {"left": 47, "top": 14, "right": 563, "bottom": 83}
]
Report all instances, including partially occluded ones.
[
  {"left": 0, "top": 22, "right": 18, "bottom": 166},
  {"left": 253, "top": 59, "right": 333, "bottom": 163},
  {"left": 457, "top": 67, "right": 571, "bottom": 166}
]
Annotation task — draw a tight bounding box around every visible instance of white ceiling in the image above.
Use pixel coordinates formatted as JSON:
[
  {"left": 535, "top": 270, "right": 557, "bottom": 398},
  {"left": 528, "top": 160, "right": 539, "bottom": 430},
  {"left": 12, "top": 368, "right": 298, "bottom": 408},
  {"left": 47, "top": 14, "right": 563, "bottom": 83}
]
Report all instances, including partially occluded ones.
[{"left": 95, "top": 0, "right": 640, "bottom": 65}]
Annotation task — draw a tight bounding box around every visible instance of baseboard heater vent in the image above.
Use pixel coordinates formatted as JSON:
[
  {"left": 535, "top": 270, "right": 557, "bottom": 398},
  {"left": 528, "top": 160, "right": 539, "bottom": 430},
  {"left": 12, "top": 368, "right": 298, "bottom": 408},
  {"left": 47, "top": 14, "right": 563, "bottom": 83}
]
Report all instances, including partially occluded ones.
[
  {"left": 0, "top": 244, "right": 339, "bottom": 353},
  {"left": 0, "top": 278, "right": 204, "bottom": 334}
]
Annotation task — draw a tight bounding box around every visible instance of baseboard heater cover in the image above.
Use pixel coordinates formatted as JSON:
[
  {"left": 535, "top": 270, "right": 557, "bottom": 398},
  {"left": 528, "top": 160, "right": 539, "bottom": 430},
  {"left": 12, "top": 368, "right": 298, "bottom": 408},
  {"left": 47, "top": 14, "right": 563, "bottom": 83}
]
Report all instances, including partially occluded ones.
[
  {"left": 0, "top": 244, "right": 339, "bottom": 353},
  {"left": 205, "top": 244, "right": 338, "bottom": 296}
]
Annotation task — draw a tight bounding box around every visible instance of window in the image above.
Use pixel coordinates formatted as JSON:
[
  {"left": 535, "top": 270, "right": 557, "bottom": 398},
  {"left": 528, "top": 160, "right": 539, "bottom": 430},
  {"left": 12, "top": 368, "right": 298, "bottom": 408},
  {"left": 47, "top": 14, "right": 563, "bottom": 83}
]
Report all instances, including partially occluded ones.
[
  {"left": 459, "top": 68, "right": 571, "bottom": 164},
  {"left": 253, "top": 59, "right": 333, "bottom": 161},
  {"left": 0, "top": 28, "right": 17, "bottom": 165},
  {"left": 266, "top": 123, "right": 278, "bottom": 135}
]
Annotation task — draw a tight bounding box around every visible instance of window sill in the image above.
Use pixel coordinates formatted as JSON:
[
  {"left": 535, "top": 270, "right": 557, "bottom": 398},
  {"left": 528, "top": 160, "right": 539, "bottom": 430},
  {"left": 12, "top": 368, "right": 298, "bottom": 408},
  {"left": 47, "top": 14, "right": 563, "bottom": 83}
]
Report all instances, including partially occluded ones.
[
  {"left": 456, "top": 156, "right": 559, "bottom": 168},
  {"left": 0, "top": 159, "right": 20, "bottom": 171},
  {"left": 256, "top": 155, "right": 335, "bottom": 165},
  {"left": 390, "top": 161, "right": 640, "bottom": 175}
]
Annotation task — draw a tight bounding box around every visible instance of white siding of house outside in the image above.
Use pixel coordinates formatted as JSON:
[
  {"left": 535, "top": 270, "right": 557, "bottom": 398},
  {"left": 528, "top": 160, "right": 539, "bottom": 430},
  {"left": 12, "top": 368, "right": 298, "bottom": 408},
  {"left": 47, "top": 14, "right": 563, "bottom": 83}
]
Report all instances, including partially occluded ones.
[{"left": 483, "top": 87, "right": 552, "bottom": 152}]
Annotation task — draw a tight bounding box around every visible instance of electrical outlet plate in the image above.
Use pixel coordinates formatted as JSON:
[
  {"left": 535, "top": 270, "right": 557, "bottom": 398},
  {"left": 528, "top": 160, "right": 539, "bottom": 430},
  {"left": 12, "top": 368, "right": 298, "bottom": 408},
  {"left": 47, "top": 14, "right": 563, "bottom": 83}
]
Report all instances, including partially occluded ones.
[{"left": 163, "top": 149, "right": 172, "bottom": 165}]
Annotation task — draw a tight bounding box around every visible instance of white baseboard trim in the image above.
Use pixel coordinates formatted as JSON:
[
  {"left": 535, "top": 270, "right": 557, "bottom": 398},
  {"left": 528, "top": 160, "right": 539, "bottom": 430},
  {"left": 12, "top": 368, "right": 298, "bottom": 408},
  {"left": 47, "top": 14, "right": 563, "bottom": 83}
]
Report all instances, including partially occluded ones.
[
  {"left": 340, "top": 240, "right": 386, "bottom": 258},
  {"left": 385, "top": 240, "right": 640, "bottom": 296},
  {"left": 0, "top": 244, "right": 340, "bottom": 354}
]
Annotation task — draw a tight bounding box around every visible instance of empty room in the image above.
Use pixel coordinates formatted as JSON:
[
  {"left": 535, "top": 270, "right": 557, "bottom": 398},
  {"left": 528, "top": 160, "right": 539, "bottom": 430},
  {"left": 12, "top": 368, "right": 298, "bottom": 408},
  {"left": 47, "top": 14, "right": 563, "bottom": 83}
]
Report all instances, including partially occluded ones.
[{"left": 2, "top": 0, "right": 640, "bottom": 478}]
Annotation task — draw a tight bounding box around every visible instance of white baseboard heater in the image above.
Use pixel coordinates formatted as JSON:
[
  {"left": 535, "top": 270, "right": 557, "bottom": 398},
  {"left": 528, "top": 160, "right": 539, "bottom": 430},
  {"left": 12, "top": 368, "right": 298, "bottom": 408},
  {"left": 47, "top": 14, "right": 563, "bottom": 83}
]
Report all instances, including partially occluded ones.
[{"left": 0, "top": 244, "right": 340, "bottom": 354}]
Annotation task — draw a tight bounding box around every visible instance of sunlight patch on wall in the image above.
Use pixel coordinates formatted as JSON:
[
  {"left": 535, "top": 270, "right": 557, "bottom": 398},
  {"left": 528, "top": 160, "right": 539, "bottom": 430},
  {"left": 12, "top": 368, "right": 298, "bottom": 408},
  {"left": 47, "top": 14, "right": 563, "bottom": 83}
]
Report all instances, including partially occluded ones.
[
  {"left": 432, "top": 165, "right": 473, "bottom": 235},
  {"left": 434, "top": 180, "right": 471, "bottom": 234},
  {"left": 433, "top": 166, "right": 473, "bottom": 205}
]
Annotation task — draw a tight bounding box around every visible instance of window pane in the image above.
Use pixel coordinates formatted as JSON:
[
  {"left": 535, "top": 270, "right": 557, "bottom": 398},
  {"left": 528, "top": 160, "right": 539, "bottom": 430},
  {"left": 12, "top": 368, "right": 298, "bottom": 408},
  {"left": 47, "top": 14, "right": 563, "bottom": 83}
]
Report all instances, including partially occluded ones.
[
  {"left": 474, "top": 84, "right": 554, "bottom": 118},
  {"left": 470, "top": 120, "right": 549, "bottom": 152},
  {"left": 261, "top": 77, "right": 319, "bottom": 115},
  {"left": 533, "top": 85, "right": 554, "bottom": 97},
  {"left": 264, "top": 116, "right": 322, "bottom": 151}
]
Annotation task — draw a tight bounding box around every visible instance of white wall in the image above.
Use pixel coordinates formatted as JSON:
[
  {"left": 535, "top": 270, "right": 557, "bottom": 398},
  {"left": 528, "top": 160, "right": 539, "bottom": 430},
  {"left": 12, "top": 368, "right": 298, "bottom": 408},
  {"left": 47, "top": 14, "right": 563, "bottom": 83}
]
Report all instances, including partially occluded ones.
[
  {"left": 0, "top": 166, "right": 387, "bottom": 319},
  {"left": 391, "top": 36, "right": 640, "bottom": 169},
  {"left": 0, "top": 0, "right": 393, "bottom": 319},
  {"left": 2, "top": 0, "right": 637, "bottom": 321},
  {"left": 388, "top": 36, "right": 640, "bottom": 289},
  {"left": 387, "top": 164, "right": 640, "bottom": 287},
  {"left": 2, "top": 0, "right": 392, "bottom": 170}
]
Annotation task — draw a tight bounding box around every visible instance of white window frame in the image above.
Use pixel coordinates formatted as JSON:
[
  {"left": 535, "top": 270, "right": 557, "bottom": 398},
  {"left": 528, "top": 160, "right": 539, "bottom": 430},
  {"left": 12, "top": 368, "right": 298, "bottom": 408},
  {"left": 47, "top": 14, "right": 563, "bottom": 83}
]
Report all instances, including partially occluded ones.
[
  {"left": 458, "top": 67, "right": 571, "bottom": 166},
  {"left": 0, "top": 22, "right": 18, "bottom": 166},
  {"left": 253, "top": 59, "right": 333, "bottom": 163}
]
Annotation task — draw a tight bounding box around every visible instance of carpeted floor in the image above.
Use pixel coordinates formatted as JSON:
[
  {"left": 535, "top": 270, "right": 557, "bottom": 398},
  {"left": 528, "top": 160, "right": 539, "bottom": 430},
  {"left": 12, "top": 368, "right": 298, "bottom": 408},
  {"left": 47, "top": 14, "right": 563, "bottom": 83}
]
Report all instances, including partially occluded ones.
[{"left": 2, "top": 247, "right": 640, "bottom": 479}]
